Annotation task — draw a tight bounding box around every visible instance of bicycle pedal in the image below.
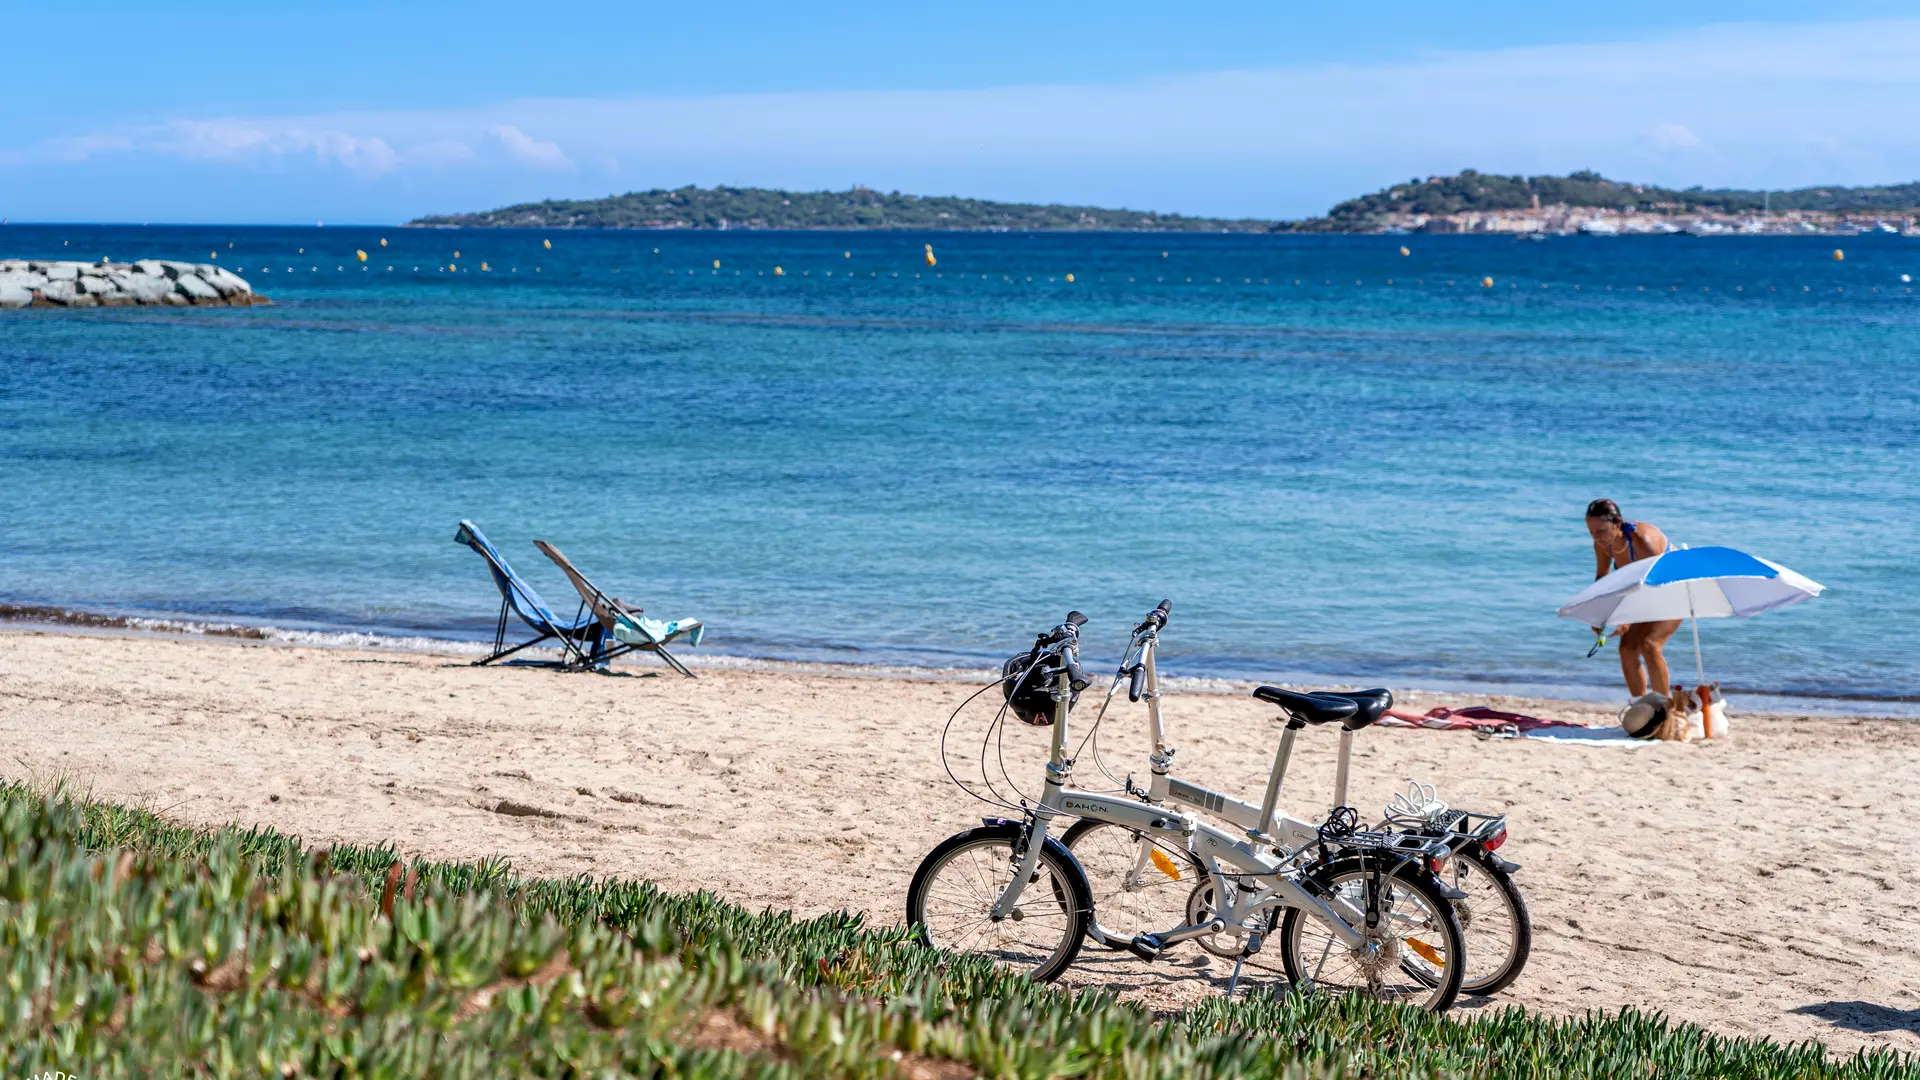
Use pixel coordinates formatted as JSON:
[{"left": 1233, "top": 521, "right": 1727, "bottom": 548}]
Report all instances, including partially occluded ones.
[{"left": 1125, "top": 932, "right": 1165, "bottom": 962}]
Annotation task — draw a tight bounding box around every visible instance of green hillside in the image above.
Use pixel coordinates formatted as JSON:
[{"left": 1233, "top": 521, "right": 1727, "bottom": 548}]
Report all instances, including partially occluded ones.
[
  {"left": 1296, "top": 170, "right": 1920, "bottom": 230},
  {"left": 411, "top": 185, "right": 1278, "bottom": 232},
  {"left": 412, "top": 174, "right": 1920, "bottom": 233}
]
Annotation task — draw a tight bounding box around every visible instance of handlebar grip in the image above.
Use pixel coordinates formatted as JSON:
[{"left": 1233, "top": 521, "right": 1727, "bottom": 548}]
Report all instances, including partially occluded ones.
[
  {"left": 1128, "top": 664, "right": 1146, "bottom": 702},
  {"left": 1065, "top": 610, "right": 1088, "bottom": 629},
  {"left": 1065, "top": 654, "right": 1091, "bottom": 693}
]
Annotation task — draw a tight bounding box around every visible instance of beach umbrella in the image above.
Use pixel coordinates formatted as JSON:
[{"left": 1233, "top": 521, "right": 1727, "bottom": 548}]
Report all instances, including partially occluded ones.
[{"left": 1556, "top": 545, "right": 1825, "bottom": 686}]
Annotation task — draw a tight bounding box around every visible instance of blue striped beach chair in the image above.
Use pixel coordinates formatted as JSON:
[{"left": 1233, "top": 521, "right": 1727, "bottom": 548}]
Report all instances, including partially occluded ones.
[{"left": 454, "top": 520, "right": 607, "bottom": 668}]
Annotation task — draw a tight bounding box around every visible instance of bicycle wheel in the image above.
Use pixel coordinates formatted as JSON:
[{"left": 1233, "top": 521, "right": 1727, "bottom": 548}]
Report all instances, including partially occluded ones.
[
  {"left": 907, "top": 825, "right": 1090, "bottom": 983},
  {"left": 1061, "top": 819, "right": 1200, "bottom": 950},
  {"left": 1279, "top": 855, "right": 1466, "bottom": 1012},
  {"left": 1448, "top": 849, "right": 1531, "bottom": 996}
]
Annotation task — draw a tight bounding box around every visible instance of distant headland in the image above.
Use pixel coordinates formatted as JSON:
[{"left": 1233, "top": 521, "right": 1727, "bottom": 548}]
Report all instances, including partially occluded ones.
[
  {"left": 409, "top": 186, "right": 1274, "bottom": 233},
  {"left": 411, "top": 173, "right": 1920, "bottom": 236}
]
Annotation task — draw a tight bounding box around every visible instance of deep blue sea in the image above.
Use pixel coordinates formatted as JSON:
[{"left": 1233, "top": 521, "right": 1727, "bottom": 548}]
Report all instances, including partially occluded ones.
[{"left": 2, "top": 224, "right": 1916, "bottom": 711}]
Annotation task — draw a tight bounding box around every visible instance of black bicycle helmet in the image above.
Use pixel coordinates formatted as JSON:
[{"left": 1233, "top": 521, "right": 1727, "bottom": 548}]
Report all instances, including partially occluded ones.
[{"left": 1002, "top": 651, "right": 1079, "bottom": 726}]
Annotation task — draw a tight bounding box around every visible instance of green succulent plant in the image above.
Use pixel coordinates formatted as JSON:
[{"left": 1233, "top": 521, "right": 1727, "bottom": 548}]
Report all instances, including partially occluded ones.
[{"left": 0, "top": 781, "right": 1909, "bottom": 1080}]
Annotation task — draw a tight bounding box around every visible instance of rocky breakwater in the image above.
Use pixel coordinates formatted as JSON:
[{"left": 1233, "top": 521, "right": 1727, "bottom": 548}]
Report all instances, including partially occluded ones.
[{"left": 0, "top": 259, "right": 266, "bottom": 309}]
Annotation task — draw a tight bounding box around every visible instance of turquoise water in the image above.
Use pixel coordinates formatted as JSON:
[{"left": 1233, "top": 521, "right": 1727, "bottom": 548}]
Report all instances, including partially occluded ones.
[{"left": 2, "top": 224, "right": 1916, "bottom": 709}]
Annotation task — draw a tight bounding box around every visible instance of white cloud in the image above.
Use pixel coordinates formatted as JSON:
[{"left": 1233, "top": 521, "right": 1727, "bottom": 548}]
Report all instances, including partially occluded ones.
[
  {"left": 154, "top": 121, "right": 402, "bottom": 175},
  {"left": 492, "top": 125, "right": 571, "bottom": 169},
  {"left": 1647, "top": 124, "right": 1703, "bottom": 151},
  {"left": 37, "top": 132, "right": 135, "bottom": 163},
  {"left": 5, "top": 18, "right": 1920, "bottom": 219}
]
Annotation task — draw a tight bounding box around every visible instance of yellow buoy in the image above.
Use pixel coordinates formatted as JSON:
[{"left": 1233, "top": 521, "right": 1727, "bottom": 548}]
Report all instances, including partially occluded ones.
[
  {"left": 1482, "top": 276, "right": 1494, "bottom": 288},
  {"left": 1399, "top": 246, "right": 1410, "bottom": 256},
  {"left": 209, "top": 252, "right": 217, "bottom": 259},
  {"left": 924, "top": 243, "right": 936, "bottom": 268},
  {"left": 774, "top": 266, "right": 784, "bottom": 276},
  {"left": 1833, "top": 248, "right": 1845, "bottom": 261},
  {"left": 844, "top": 251, "right": 851, "bottom": 259},
  {"left": 481, "top": 262, "right": 489, "bottom": 271},
  {"left": 448, "top": 262, "right": 455, "bottom": 271},
  {"left": 1065, "top": 273, "right": 1075, "bottom": 282},
  {"left": 713, "top": 259, "right": 721, "bottom": 269},
  {"left": 355, "top": 250, "right": 367, "bottom": 262},
  {"left": 544, "top": 239, "right": 552, "bottom": 250},
  {"left": 379, "top": 238, "right": 387, "bottom": 247},
  {"left": 453, "top": 250, "right": 461, "bottom": 259}
]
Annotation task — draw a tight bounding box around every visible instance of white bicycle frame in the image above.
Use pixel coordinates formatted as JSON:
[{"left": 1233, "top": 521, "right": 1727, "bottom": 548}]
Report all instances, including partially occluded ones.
[
  {"left": 1112, "top": 623, "right": 1502, "bottom": 881},
  {"left": 990, "top": 654, "right": 1378, "bottom": 956},
  {"left": 1130, "top": 624, "right": 1357, "bottom": 855}
]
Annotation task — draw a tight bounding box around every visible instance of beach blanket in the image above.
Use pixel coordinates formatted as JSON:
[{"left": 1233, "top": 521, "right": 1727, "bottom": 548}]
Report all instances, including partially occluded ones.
[
  {"left": 1380, "top": 705, "right": 1659, "bottom": 748},
  {"left": 1380, "top": 706, "right": 1586, "bottom": 733}
]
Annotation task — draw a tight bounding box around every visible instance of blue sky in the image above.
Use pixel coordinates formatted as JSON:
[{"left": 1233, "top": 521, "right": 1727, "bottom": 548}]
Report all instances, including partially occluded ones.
[{"left": 6, "top": 2, "right": 1920, "bottom": 223}]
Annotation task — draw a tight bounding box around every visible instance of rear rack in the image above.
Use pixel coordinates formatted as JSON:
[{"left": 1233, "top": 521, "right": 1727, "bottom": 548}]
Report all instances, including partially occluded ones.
[
  {"left": 1332, "top": 827, "right": 1456, "bottom": 861},
  {"left": 1381, "top": 806, "right": 1508, "bottom": 852}
]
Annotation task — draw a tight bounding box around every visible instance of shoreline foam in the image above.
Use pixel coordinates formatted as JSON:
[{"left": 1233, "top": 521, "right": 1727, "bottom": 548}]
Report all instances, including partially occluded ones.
[{"left": 3, "top": 601, "right": 1913, "bottom": 717}]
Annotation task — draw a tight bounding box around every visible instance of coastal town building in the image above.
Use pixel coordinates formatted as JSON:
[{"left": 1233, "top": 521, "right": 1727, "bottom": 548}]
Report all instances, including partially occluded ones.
[{"left": 1383, "top": 205, "right": 1917, "bottom": 236}]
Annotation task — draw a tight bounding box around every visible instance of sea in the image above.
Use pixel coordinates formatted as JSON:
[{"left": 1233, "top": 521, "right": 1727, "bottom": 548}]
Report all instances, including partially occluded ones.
[{"left": 2, "top": 224, "right": 1916, "bottom": 714}]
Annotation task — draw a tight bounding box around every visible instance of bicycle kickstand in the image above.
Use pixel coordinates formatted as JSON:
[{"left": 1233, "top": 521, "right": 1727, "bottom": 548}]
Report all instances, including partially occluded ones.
[{"left": 1225, "top": 930, "right": 1263, "bottom": 1000}]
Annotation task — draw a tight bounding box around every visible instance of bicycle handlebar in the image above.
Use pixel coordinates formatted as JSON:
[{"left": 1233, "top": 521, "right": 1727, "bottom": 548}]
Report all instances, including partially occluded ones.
[
  {"left": 1035, "top": 611, "right": 1091, "bottom": 692},
  {"left": 1039, "top": 610, "right": 1087, "bottom": 645},
  {"left": 1134, "top": 599, "right": 1171, "bottom": 635}
]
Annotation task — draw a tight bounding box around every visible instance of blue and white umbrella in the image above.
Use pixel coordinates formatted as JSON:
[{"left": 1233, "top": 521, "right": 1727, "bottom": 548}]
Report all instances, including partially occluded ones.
[{"left": 1557, "top": 545, "right": 1825, "bottom": 686}]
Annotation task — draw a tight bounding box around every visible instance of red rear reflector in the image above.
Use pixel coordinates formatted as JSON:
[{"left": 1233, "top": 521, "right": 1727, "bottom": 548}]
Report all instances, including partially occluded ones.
[{"left": 1482, "top": 828, "right": 1508, "bottom": 852}]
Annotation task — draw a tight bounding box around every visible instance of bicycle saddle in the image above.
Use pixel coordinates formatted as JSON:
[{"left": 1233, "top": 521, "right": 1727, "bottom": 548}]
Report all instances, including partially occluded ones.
[
  {"left": 1322, "top": 688, "right": 1393, "bottom": 731},
  {"left": 1253, "top": 686, "right": 1358, "bottom": 726}
]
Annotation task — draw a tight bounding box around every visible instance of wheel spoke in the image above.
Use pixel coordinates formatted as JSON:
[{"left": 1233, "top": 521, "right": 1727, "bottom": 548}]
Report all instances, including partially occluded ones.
[{"left": 912, "top": 834, "right": 1084, "bottom": 982}]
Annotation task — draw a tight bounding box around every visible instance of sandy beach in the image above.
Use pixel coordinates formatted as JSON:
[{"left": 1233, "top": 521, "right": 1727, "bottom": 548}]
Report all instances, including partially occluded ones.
[{"left": 4, "top": 626, "right": 1916, "bottom": 1055}]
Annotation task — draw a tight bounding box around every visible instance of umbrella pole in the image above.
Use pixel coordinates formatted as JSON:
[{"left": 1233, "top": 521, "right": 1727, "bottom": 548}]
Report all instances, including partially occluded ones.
[{"left": 1686, "top": 580, "right": 1705, "bottom": 687}]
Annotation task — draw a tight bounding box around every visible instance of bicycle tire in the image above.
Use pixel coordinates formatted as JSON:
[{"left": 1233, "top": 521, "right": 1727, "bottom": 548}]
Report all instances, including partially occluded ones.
[
  {"left": 907, "top": 823, "right": 1091, "bottom": 983},
  {"left": 1060, "top": 818, "right": 1204, "bottom": 951},
  {"left": 1278, "top": 853, "right": 1467, "bottom": 1013},
  {"left": 1453, "top": 848, "right": 1531, "bottom": 996}
]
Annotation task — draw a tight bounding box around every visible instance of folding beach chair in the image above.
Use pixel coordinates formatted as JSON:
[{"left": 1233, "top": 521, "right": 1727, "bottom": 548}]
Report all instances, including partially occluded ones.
[
  {"left": 532, "top": 539, "right": 705, "bottom": 677},
  {"left": 454, "top": 520, "right": 609, "bottom": 668}
]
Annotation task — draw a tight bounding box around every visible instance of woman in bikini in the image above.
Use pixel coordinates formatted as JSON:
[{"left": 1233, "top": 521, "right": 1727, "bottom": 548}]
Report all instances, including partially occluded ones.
[{"left": 1584, "top": 498, "right": 1681, "bottom": 699}]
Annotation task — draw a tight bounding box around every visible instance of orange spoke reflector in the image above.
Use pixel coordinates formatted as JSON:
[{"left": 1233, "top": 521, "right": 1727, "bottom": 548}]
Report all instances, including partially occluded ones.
[
  {"left": 1406, "top": 938, "right": 1446, "bottom": 967},
  {"left": 1149, "top": 848, "right": 1182, "bottom": 881}
]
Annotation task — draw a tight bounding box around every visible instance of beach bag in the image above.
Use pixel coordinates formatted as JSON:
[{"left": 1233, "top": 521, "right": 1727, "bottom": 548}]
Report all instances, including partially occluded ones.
[
  {"left": 1655, "top": 688, "right": 1695, "bottom": 742},
  {"left": 1700, "top": 682, "right": 1729, "bottom": 739}
]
